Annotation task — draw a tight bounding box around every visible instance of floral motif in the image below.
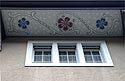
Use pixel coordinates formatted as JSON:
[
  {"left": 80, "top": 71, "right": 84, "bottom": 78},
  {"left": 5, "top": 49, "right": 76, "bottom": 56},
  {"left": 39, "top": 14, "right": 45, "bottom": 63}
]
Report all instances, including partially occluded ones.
[
  {"left": 58, "top": 17, "right": 73, "bottom": 31},
  {"left": 18, "top": 18, "right": 30, "bottom": 29},
  {"left": 96, "top": 18, "right": 108, "bottom": 29}
]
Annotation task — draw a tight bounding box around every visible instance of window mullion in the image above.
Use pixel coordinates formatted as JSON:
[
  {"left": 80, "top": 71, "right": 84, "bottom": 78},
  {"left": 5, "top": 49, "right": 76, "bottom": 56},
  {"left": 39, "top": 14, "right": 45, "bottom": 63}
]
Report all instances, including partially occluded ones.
[
  {"left": 99, "top": 51, "right": 103, "bottom": 63},
  {"left": 42, "top": 51, "right": 43, "bottom": 62},
  {"left": 91, "top": 51, "right": 94, "bottom": 63},
  {"left": 52, "top": 42, "right": 59, "bottom": 64},
  {"left": 76, "top": 43, "right": 85, "bottom": 63},
  {"left": 67, "top": 51, "right": 69, "bottom": 63},
  {"left": 32, "top": 49, "right": 35, "bottom": 62}
]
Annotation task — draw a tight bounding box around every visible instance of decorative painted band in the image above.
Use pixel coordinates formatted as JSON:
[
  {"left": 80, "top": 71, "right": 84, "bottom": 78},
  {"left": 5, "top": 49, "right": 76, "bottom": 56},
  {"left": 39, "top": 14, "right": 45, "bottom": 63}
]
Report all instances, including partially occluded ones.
[{"left": 1, "top": 10, "right": 123, "bottom": 36}]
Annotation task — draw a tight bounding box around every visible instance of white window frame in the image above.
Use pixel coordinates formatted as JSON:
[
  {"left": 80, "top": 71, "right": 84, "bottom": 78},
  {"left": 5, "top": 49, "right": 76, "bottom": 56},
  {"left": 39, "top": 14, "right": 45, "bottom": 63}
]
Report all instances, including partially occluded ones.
[
  {"left": 33, "top": 49, "right": 52, "bottom": 63},
  {"left": 25, "top": 41, "right": 114, "bottom": 66},
  {"left": 59, "top": 47, "right": 78, "bottom": 63},
  {"left": 83, "top": 49, "right": 103, "bottom": 63}
]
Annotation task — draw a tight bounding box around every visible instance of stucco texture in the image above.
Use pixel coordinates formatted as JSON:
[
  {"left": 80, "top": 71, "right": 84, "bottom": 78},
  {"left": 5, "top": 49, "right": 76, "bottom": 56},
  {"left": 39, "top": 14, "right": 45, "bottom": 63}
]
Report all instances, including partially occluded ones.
[
  {"left": 2, "top": 10, "right": 123, "bottom": 36},
  {"left": 0, "top": 37, "right": 125, "bottom": 81}
]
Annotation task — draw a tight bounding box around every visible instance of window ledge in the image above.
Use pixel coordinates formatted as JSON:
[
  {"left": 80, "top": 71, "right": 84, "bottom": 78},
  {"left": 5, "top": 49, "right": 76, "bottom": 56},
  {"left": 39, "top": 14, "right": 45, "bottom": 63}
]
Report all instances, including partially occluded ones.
[{"left": 25, "top": 63, "right": 114, "bottom": 67}]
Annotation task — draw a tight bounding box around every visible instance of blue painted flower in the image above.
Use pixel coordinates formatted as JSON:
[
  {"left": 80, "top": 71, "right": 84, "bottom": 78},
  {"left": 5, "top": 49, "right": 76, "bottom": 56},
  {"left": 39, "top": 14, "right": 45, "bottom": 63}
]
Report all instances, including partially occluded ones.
[
  {"left": 18, "top": 18, "right": 30, "bottom": 29},
  {"left": 96, "top": 18, "right": 108, "bottom": 29}
]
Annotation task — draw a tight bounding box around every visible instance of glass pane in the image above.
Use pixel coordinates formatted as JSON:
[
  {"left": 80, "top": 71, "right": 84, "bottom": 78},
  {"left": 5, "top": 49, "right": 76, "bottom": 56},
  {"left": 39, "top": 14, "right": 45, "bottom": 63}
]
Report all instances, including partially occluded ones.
[
  {"left": 59, "top": 51, "right": 68, "bottom": 63},
  {"left": 68, "top": 51, "right": 75, "bottom": 55},
  {"left": 93, "top": 56, "right": 102, "bottom": 63},
  {"left": 43, "top": 55, "right": 51, "bottom": 62},
  {"left": 35, "top": 51, "right": 42, "bottom": 55},
  {"left": 84, "top": 51, "right": 91, "bottom": 55},
  {"left": 34, "top": 56, "right": 42, "bottom": 62},
  {"left": 59, "top": 51, "right": 67, "bottom": 55},
  {"left": 92, "top": 51, "right": 100, "bottom": 55},
  {"left": 85, "top": 55, "right": 93, "bottom": 63},
  {"left": 59, "top": 55, "right": 67, "bottom": 63},
  {"left": 44, "top": 51, "right": 51, "bottom": 55},
  {"left": 34, "top": 56, "right": 37, "bottom": 61},
  {"left": 68, "top": 55, "right": 77, "bottom": 63}
]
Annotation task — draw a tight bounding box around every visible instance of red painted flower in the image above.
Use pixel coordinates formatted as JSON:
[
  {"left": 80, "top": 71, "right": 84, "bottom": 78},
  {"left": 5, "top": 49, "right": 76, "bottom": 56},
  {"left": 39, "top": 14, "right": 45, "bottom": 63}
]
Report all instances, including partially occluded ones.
[{"left": 58, "top": 17, "right": 73, "bottom": 31}]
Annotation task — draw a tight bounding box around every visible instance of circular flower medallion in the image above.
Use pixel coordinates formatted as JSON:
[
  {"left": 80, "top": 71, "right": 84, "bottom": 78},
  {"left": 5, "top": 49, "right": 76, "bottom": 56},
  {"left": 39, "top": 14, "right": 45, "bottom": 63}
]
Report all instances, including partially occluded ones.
[
  {"left": 18, "top": 18, "right": 30, "bottom": 29},
  {"left": 57, "top": 16, "right": 73, "bottom": 31},
  {"left": 96, "top": 18, "right": 108, "bottom": 29}
]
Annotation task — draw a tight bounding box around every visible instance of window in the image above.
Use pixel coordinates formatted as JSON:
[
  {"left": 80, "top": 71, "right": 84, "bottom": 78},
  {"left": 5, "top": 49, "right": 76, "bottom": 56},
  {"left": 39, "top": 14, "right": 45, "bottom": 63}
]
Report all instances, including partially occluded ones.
[
  {"left": 83, "top": 46, "right": 102, "bottom": 63},
  {"left": 59, "top": 46, "right": 77, "bottom": 63},
  {"left": 33, "top": 46, "right": 52, "bottom": 63},
  {"left": 25, "top": 41, "right": 114, "bottom": 66}
]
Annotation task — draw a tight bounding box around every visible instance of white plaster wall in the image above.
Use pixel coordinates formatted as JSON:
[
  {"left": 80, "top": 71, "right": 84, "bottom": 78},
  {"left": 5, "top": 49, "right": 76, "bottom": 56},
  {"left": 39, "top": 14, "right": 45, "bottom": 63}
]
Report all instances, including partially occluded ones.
[{"left": 0, "top": 37, "right": 125, "bottom": 81}]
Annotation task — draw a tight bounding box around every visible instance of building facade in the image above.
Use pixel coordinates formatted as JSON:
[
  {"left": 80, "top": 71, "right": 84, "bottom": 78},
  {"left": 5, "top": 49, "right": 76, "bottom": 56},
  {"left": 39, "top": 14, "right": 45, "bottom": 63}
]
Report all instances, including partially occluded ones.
[{"left": 0, "top": 0, "right": 125, "bottom": 81}]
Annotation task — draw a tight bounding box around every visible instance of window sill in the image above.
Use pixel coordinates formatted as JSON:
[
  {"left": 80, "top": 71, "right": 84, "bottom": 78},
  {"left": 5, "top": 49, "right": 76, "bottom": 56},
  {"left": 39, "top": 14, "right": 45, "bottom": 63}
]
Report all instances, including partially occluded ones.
[{"left": 25, "top": 63, "right": 114, "bottom": 67}]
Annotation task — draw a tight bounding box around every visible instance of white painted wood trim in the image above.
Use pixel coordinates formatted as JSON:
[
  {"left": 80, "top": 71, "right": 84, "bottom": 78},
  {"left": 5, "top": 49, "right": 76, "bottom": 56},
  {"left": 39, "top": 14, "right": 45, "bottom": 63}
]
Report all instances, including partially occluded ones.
[{"left": 25, "top": 40, "right": 114, "bottom": 67}]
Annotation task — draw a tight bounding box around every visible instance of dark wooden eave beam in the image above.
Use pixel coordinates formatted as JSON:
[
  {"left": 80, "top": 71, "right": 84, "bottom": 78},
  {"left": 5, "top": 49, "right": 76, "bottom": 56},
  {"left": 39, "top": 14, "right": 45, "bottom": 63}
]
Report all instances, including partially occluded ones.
[
  {"left": 0, "top": 11, "right": 6, "bottom": 40},
  {"left": 1, "top": 1, "right": 125, "bottom": 9}
]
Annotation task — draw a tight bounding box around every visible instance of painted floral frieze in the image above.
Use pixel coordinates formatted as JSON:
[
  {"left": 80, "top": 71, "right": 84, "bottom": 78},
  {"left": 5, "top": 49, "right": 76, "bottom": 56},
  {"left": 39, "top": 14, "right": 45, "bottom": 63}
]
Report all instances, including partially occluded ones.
[
  {"left": 96, "top": 18, "right": 108, "bottom": 29},
  {"left": 1, "top": 10, "right": 122, "bottom": 36},
  {"left": 57, "top": 16, "right": 73, "bottom": 31},
  {"left": 18, "top": 18, "right": 30, "bottom": 29}
]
